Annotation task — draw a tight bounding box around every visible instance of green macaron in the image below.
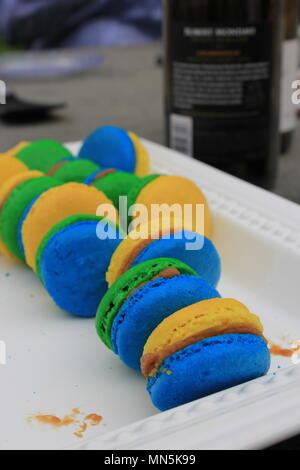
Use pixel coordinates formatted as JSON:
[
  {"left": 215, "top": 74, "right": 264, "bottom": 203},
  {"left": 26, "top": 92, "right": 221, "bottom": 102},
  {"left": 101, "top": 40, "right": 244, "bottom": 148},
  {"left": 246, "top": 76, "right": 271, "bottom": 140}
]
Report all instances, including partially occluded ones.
[
  {"left": 15, "top": 140, "right": 73, "bottom": 173},
  {"left": 126, "top": 174, "right": 160, "bottom": 209},
  {"left": 52, "top": 159, "right": 100, "bottom": 183},
  {"left": 95, "top": 257, "right": 197, "bottom": 350},
  {"left": 91, "top": 171, "right": 140, "bottom": 208}
]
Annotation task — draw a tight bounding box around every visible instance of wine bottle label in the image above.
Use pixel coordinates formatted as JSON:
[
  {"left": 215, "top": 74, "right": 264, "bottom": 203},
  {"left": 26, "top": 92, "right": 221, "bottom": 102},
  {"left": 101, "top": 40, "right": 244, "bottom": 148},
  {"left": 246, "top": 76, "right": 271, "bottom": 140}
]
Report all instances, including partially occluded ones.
[
  {"left": 169, "top": 23, "right": 274, "bottom": 161},
  {"left": 280, "top": 39, "right": 298, "bottom": 133}
]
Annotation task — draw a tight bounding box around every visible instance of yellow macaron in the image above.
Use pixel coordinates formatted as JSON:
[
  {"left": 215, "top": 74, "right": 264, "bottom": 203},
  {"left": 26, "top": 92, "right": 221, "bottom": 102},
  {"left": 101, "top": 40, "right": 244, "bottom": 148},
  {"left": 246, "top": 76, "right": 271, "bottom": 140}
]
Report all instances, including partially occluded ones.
[
  {"left": 0, "top": 155, "right": 28, "bottom": 187},
  {"left": 130, "top": 175, "right": 212, "bottom": 238},
  {"left": 141, "top": 298, "right": 264, "bottom": 377},
  {"left": 22, "top": 182, "right": 118, "bottom": 272}
]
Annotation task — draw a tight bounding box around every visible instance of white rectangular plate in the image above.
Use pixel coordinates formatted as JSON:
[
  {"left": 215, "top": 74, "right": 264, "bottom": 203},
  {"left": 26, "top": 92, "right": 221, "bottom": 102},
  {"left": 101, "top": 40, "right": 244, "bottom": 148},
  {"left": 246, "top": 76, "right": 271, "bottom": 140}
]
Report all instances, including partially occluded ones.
[{"left": 1, "top": 140, "right": 300, "bottom": 450}]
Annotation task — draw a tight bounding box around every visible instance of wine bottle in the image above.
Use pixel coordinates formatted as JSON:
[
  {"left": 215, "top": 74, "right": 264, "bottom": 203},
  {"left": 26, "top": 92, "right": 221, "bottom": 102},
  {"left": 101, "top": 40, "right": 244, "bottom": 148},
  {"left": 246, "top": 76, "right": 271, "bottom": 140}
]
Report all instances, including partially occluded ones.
[
  {"left": 164, "top": 0, "right": 283, "bottom": 189},
  {"left": 280, "top": 0, "right": 299, "bottom": 154}
]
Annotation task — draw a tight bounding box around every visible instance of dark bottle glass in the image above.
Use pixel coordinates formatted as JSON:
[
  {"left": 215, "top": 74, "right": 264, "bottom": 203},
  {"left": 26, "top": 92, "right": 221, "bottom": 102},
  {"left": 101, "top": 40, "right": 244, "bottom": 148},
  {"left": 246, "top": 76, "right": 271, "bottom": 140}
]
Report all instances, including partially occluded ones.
[
  {"left": 164, "top": 0, "right": 283, "bottom": 189},
  {"left": 280, "top": 0, "right": 299, "bottom": 154}
]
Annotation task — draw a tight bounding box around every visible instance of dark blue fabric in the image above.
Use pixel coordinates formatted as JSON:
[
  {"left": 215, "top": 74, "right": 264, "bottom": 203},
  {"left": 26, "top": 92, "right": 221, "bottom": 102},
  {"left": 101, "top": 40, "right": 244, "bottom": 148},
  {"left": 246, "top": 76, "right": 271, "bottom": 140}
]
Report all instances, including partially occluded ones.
[{"left": 0, "top": 0, "right": 162, "bottom": 48}]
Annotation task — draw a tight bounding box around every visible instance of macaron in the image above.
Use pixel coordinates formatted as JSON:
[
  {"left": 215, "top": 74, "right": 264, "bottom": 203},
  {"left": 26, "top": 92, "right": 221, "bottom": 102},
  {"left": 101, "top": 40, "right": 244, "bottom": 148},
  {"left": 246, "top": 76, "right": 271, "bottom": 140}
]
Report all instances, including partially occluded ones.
[
  {"left": 36, "top": 215, "right": 123, "bottom": 318},
  {"left": 78, "top": 126, "right": 149, "bottom": 176},
  {"left": 96, "top": 258, "right": 220, "bottom": 371},
  {"left": 127, "top": 174, "right": 212, "bottom": 238},
  {"left": 107, "top": 220, "right": 221, "bottom": 288},
  {"left": 0, "top": 169, "right": 44, "bottom": 259},
  {"left": 85, "top": 169, "right": 140, "bottom": 209},
  {"left": 22, "top": 183, "right": 118, "bottom": 271},
  {"left": 0, "top": 155, "right": 28, "bottom": 187},
  {"left": 15, "top": 139, "right": 73, "bottom": 173},
  {"left": 48, "top": 158, "right": 100, "bottom": 183},
  {"left": 0, "top": 175, "right": 61, "bottom": 261},
  {"left": 142, "top": 298, "right": 270, "bottom": 411},
  {"left": 0, "top": 170, "right": 43, "bottom": 216}
]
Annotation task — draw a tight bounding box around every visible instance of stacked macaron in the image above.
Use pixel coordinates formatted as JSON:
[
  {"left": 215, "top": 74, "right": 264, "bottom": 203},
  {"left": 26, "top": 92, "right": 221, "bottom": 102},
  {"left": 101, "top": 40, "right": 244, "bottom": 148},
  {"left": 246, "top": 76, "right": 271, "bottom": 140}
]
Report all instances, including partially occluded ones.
[
  {"left": 142, "top": 298, "right": 269, "bottom": 411},
  {"left": 0, "top": 126, "right": 271, "bottom": 413},
  {"left": 96, "top": 221, "right": 270, "bottom": 411},
  {"left": 0, "top": 127, "right": 151, "bottom": 316}
]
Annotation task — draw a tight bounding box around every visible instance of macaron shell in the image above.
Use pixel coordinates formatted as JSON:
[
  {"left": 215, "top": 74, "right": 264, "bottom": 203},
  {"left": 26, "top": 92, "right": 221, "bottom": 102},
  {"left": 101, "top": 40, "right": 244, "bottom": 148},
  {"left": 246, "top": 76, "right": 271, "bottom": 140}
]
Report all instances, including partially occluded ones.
[
  {"left": 111, "top": 275, "right": 220, "bottom": 371},
  {"left": 22, "top": 183, "right": 117, "bottom": 271},
  {"left": 79, "top": 126, "right": 136, "bottom": 173},
  {"left": 142, "top": 298, "right": 264, "bottom": 375},
  {"left": 96, "top": 258, "right": 197, "bottom": 350},
  {"left": 16, "top": 139, "right": 73, "bottom": 173},
  {"left": 36, "top": 214, "right": 110, "bottom": 282},
  {"left": 147, "top": 334, "right": 271, "bottom": 411},
  {"left": 0, "top": 171, "right": 43, "bottom": 213},
  {"left": 128, "top": 132, "right": 149, "bottom": 177},
  {"left": 4, "top": 142, "right": 30, "bottom": 158},
  {"left": 0, "top": 176, "right": 62, "bottom": 261},
  {"left": 0, "top": 155, "right": 28, "bottom": 186},
  {"left": 40, "top": 218, "right": 122, "bottom": 317},
  {"left": 133, "top": 175, "right": 212, "bottom": 238},
  {"left": 93, "top": 171, "right": 140, "bottom": 209},
  {"left": 52, "top": 159, "right": 100, "bottom": 183},
  {"left": 132, "top": 232, "right": 221, "bottom": 288},
  {"left": 106, "top": 218, "right": 199, "bottom": 287}
]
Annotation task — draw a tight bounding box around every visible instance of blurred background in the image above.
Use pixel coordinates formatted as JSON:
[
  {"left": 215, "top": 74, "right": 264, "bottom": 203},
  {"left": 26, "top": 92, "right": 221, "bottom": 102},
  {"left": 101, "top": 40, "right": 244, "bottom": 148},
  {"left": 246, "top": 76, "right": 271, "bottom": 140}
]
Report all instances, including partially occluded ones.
[
  {"left": 0, "top": 0, "right": 299, "bottom": 205},
  {"left": 0, "top": 0, "right": 163, "bottom": 143},
  {"left": 0, "top": 1, "right": 299, "bottom": 203}
]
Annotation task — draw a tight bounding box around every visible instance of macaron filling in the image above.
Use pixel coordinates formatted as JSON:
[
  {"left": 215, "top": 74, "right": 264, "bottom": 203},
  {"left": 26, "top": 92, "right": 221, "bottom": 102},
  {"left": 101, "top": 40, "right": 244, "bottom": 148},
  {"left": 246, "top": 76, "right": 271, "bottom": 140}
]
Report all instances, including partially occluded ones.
[
  {"left": 87, "top": 169, "right": 117, "bottom": 185},
  {"left": 47, "top": 158, "right": 74, "bottom": 176},
  {"left": 110, "top": 275, "right": 220, "bottom": 371},
  {"left": 141, "top": 325, "right": 265, "bottom": 378}
]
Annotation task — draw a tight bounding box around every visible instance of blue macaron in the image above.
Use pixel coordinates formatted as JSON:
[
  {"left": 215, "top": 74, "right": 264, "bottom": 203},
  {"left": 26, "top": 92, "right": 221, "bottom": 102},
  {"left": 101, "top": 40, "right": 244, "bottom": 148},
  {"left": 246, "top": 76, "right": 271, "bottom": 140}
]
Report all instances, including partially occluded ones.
[
  {"left": 111, "top": 275, "right": 220, "bottom": 371},
  {"left": 17, "top": 195, "right": 42, "bottom": 258},
  {"left": 147, "top": 334, "right": 271, "bottom": 411},
  {"left": 131, "top": 232, "right": 221, "bottom": 288},
  {"left": 79, "top": 126, "right": 136, "bottom": 173},
  {"left": 37, "top": 216, "right": 122, "bottom": 318}
]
